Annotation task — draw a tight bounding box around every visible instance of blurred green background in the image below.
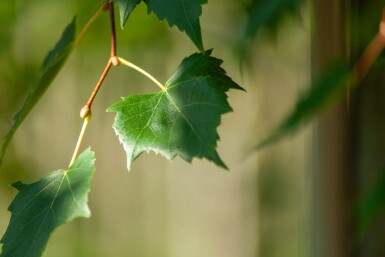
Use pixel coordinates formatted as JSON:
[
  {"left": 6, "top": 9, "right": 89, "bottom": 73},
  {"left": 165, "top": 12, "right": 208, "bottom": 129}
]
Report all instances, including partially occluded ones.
[{"left": 1, "top": 0, "right": 313, "bottom": 256}]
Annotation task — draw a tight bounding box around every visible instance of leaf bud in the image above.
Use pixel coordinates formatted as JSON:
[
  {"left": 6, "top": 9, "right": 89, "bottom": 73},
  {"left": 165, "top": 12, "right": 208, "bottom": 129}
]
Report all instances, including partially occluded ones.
[
  {"left": 80, "top": 106, "right": 91, "bottom": 119},
  {"left": 111, "top": 56, "right": 119, "bottom": 66}
]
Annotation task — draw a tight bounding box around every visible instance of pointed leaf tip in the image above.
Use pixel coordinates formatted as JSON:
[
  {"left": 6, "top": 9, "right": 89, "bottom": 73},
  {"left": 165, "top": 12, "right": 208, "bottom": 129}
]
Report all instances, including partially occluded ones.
[
  {"left": 115, "top": 0, "right": 141, "bottom": 28},
  {"left": 144, "top": 0, "right": 206, "bottom": 51}
]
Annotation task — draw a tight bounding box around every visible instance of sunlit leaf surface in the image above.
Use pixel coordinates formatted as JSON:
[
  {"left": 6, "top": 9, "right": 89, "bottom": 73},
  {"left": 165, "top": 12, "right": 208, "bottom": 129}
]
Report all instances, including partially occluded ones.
[{"left": 108, "top": 50, "right": 243, "bottom": 170}]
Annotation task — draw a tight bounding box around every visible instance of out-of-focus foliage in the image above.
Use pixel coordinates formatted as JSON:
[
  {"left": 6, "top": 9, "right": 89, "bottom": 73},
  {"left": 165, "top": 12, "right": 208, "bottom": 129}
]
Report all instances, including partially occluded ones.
[
  {"left": 0, "top": 18, "right": 76, "bottom": 164},
  {"left": 357, "top": 169, "right": 385, "bottom": 237},
  {"left": 238, "top": 0, "right": 304, "bottom": 59},
  {"left": 257, "top": 62, "right": 351, "bottom": 149}
]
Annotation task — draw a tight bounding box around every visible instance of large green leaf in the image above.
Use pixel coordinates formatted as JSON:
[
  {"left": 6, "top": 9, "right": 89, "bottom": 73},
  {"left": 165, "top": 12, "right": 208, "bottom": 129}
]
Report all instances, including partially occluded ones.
[
  {"left": 0, "top": 148, "right": 95, "bottom": 257},
  {"left": 108, "top": 50, "right": 242, "bottom": 170},
  {"left": 143, "top": 0, "right": 207, "bottom": 51},
  {"left": 0, "top": 17, "right": 76, "bottom": 164},
  {"left": 257, "top": 62, "right": 351, "bottom": 149},
  {"left": 115, "top": 0, "right": 141, "bottom": 28}
]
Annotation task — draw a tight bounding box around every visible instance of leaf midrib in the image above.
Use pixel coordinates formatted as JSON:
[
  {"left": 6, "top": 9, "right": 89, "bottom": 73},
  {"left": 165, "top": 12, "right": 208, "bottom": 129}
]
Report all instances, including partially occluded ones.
[{"left": 165, "top": 91, "right": 210, "bottom": 156}]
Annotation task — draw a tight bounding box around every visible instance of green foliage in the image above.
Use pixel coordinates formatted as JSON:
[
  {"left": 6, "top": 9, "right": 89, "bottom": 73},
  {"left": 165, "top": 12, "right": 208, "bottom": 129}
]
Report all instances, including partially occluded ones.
[
  {"left": 0, "top": 148, "right": 95, "bottom": 257},
  {"left": 144, "top": 0, "right": 206, "bottom": 51},
  {"left": 0, "top": 0, "right": 237, "bottom": 252},
  {"left": 2, "top": 0, "right": 366, "bottom": 255},
  {"left": 238, "top": 0, "right": 305, "bottom": 61},
  {"left": 356, "top": 169, "right": 385, "bottom": 237},
  {"left": 0, "top": 17, "right": 76, "bottom": 164},
  {"left": 244, "top": 0, "right": 304, "bottom": 40},
  {"left": 116, "top": 0, "right": 206, "bottom": 51},
  {"left": 257, "top": 62, "right": 351, "bottom": 148},
  {"left": 108, "top": 50, "right": 242, "bottom": 170}
]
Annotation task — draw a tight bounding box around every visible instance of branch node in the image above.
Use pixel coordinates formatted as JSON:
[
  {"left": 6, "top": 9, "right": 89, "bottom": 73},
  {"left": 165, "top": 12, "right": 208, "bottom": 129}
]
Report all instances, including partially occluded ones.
[
  {"left": 80, "top": 105, "right": 91, "bottom": 119},
  {"left": 111, "top": 56, "right": 120, "bottom": 66}
]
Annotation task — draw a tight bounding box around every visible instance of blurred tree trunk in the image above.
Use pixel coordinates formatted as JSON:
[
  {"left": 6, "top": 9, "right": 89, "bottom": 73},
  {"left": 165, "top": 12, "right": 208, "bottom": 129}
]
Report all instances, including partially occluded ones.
[
  {"left": 311, "top": 1, "right": 354, "bottom": 257},
  {"left": 350, "top": 0, "right": 385, "bottom": 256},
  {"left": 313, "top": 0, "right": 385, "bottom": 256}
]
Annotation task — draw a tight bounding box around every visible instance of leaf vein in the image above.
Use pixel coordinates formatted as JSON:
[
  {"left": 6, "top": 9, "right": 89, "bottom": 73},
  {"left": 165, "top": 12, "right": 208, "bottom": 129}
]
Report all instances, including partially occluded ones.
[{"left": 130, "top": 93, "right": 164, "bottom": 158}]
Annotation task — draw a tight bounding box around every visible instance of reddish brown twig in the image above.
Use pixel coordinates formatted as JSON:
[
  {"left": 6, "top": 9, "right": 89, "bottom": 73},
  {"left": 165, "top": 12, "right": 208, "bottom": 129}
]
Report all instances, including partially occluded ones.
[
  {"left": 80, "top": 59, "right": 113, "bottom": 118},
  {"left": 109, "top": 1, "right": 117, "bottom": 57},
  {"left": 80, "top": 1, "right": 118, "bottom": 118}
]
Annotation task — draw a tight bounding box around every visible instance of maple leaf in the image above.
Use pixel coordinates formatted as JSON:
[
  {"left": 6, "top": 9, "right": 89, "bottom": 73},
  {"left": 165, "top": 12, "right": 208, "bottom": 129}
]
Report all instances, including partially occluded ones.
[
  {"left": 108, "top": 50, "right": 243, "bottom": 170},
  {"left": 0, "top": 148, "right": 95, "bottom": 257}
]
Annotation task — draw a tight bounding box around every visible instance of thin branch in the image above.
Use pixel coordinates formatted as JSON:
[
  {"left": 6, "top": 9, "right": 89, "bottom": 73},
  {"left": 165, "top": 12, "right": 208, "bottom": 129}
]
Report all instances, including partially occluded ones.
[
  {"left": 71, "top": 1, "right": 114, "bottom": 167},
  {"left": 81, "top": 59, "right": 113, "bottom": 117},
  {"left": 69, "top": 115, "right": 91, "bottom": 167},
  {"left": 108, "top": 1, "right": 117, "bottom": 57},
  {"left": 76, "top": 1, "right": 109, "bottom": 45},
  {"left": 118, "top": 57, "right": 166, "bottom": 90}
]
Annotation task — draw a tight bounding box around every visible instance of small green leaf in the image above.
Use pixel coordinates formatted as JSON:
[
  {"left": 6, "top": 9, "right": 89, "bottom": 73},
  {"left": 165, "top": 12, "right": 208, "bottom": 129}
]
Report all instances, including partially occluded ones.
[
  {"left": 108, "top": 50, "right": 242, "bottom": 170},
  {"left": 0, "top": 17, "right": 76, "bottom": 164},
  {"left": 245, "top": 0, "right": 304, "bottom": 40},
  {"left": 144, "top": 0, "right": 206, "bottom": 51},
  {"left": 257, "top": 62, "right": 351, "bottom": 149},
  {"left": 115, "top": 0, "right": 141, "bottom": 28},
  {"left": 238, "top": 0, "right": 304, "bottom": 62},
  {"left": 0, "top": 148, "right": 95, "bottom": 257}
]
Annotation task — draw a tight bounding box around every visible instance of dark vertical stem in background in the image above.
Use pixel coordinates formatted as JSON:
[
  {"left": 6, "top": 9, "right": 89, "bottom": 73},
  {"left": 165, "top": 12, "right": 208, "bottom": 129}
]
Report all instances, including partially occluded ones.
[
  {"left": 350, "top": 1, "right": 385, "bottom": 256},
  {"left": 311, "top": 0, "right": 354, "bottom": 257}
]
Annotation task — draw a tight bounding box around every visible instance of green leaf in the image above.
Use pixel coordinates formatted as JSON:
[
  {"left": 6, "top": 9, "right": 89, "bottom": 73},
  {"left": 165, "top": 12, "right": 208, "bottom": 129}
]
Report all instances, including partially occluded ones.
[
  {"left": 356, "top": 169, "right": 385, "bottom": 237},
  {"left": 143, "top": 0, "right": 206, "bottom": 51},
  {"left": 0, "top": 17, "right": 76, "bottom": 165},
  {"left": 257, "top": 62, "right": 351, "bottom": 149},
  {"left": 108, "top": 50, "right": 242, "bottom": 170},
  {"left": 0, "top": 148, "right": 95, "bottom": 257},
  {"left": 244, "top": 0, "right": 304, "bottom": 40},
  {"left": 115, "top": 0, "right": 142, "bottom": 28},
  {"left": 238, "top": 0, "right": 304, "bottom": 62}
]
